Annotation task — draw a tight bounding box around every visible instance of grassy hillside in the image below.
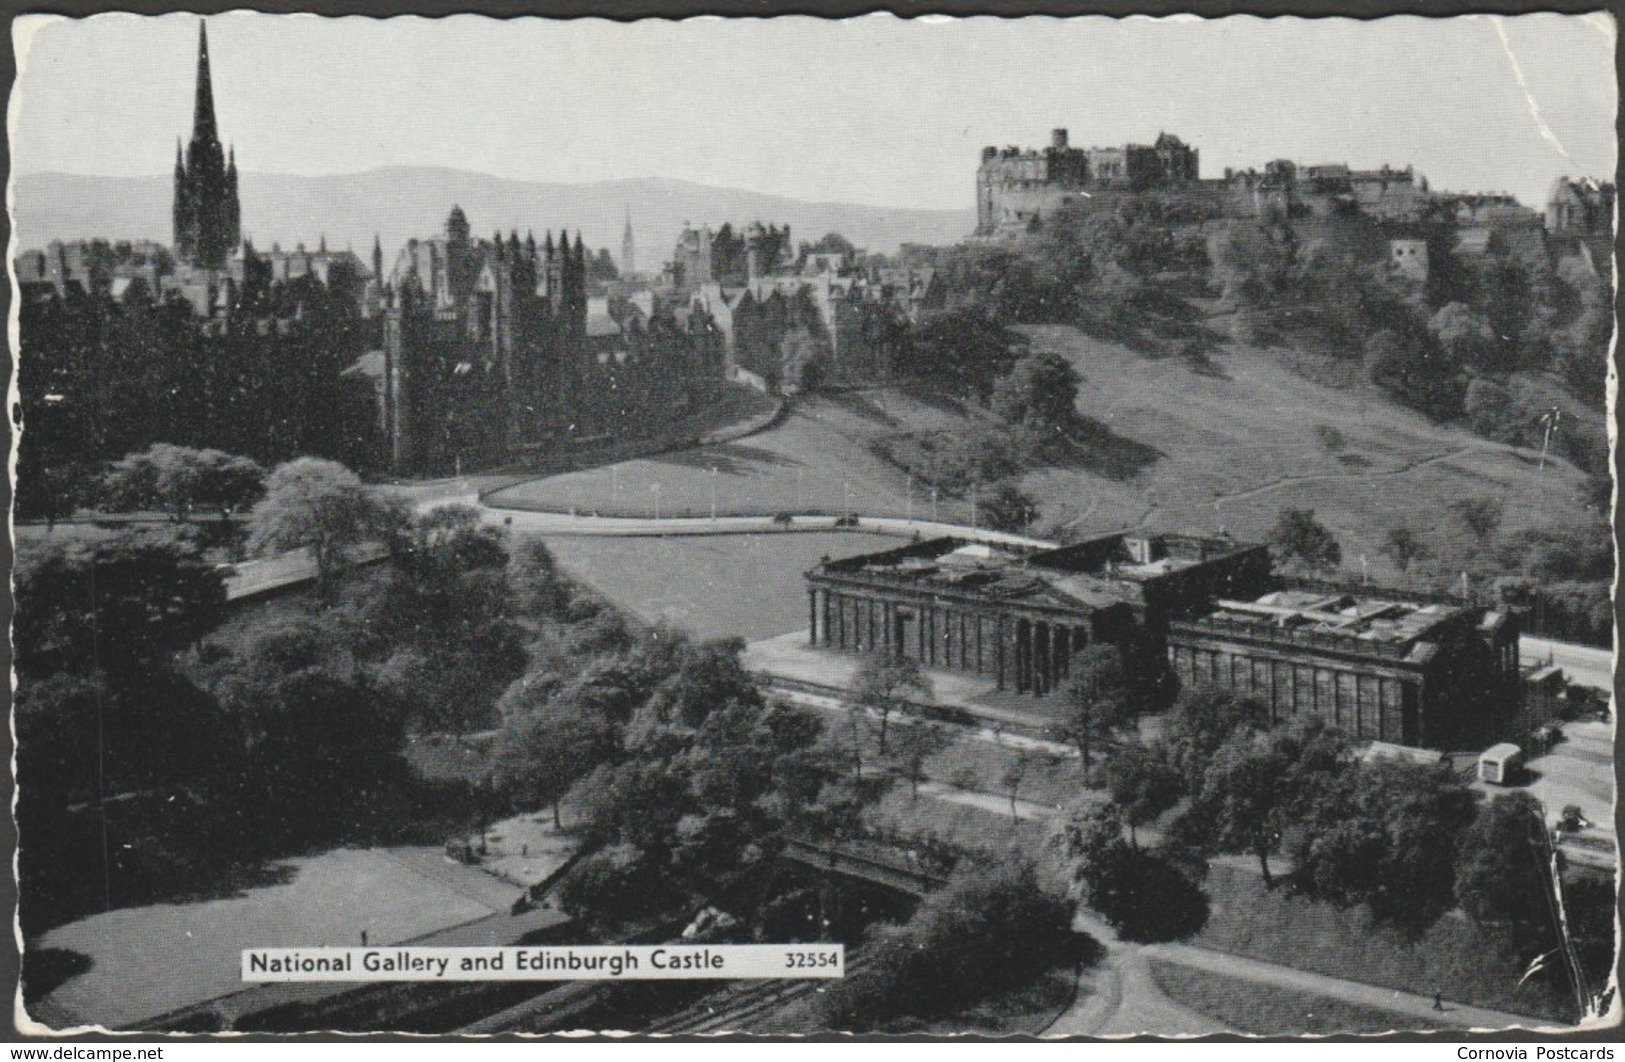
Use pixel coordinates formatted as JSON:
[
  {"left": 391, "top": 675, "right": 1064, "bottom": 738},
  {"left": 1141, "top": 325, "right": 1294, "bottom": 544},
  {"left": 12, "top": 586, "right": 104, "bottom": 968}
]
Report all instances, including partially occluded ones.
[
  {"left": 491, "top": 321, "right": 1597, "bottom": 644},
  {"left": 1019, "top": 324, "right": 1596, "bottom": 585}
]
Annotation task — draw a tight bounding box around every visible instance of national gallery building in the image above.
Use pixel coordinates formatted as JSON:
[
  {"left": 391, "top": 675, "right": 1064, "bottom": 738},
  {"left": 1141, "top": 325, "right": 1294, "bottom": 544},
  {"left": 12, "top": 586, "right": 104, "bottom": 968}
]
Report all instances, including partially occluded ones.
[
  {"left": 804, "top": 531, "right": 1520, "bottom": 748},
  {"left": 803, "top": 532, "right": 1271, "bottom": 696}
]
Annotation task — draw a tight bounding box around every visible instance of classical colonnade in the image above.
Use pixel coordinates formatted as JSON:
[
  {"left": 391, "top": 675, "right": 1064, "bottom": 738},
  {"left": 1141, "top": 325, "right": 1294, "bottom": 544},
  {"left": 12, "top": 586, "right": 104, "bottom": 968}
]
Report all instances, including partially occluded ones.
[{"left": 807, "top": 586, "right": 1092, "bottom": 696}]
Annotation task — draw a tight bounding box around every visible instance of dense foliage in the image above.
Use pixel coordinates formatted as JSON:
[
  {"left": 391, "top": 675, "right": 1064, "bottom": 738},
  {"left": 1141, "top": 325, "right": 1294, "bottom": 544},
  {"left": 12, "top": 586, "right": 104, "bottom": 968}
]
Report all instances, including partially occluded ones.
[{"left": 820, "top": 860, "right": 1082, "bottom": 1029}]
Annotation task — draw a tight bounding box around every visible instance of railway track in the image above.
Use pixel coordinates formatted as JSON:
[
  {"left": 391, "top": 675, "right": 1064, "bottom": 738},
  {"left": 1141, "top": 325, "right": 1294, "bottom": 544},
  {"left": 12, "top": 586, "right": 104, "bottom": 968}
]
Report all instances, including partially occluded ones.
[{"left": 644, "top": 952, "right": 869, "bottom": 1035}]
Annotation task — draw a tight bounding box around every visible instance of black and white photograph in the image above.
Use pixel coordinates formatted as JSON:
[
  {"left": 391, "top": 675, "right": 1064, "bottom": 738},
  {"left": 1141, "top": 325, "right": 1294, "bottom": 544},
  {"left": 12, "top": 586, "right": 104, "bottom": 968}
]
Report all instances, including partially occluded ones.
[{"left": 7, "top": 9, "right": 1618, "bottom": 1040}]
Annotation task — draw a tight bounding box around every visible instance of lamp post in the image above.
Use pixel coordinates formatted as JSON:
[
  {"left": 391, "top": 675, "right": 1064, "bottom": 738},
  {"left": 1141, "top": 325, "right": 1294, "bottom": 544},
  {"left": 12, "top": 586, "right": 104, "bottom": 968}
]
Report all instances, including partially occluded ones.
[
  {"left": 906, "top": 473, "right": 913, "bottom": 524},
  {"left": 710, "top": 466, "right": 718, "bottom": 521},
  {"left": 843, "top": 481, "right": 852, "bottom": 520},
  {"left": 931, "top": 487, "right": 939, "bottom": 523},
  {"left": 652, "top": 482, "right": 661, "bottom": 520}
]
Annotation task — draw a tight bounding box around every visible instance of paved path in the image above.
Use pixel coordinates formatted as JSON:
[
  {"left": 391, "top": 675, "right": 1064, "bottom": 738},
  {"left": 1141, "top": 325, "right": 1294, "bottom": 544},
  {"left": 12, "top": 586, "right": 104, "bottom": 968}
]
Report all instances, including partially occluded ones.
[
  {"left": 1042, "top": 910, "right": 1231, "bottom": 1038},
  {"left": 469, "top": 490, "right": 1054, "bottom": 548},
  {"left": 1522, "top": 636, "right": 1613, "bottom": 694}
]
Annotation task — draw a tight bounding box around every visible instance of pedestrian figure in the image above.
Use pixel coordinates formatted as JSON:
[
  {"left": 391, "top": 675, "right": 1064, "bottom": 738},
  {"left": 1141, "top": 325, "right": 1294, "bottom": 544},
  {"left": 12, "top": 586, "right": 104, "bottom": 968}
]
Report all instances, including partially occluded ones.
[
  {"left": 1433, "top": 992, "right": 1444, "bottom": 1012},
  {"left": 522, "top": 843, "right": 528, "bottom": 858},
  {"left": 361, "top": 929, "right": 369, "bottom": 947}
]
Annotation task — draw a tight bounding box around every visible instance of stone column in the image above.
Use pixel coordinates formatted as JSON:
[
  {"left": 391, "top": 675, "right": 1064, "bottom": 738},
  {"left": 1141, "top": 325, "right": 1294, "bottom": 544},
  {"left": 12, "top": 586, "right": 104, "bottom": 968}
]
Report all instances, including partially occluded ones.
[
  {"left": 995, "top": 615, "right": 1007, "bottom": 690},
  {"left": 809, "top": 589, "right": 819, "bottom": 646}
]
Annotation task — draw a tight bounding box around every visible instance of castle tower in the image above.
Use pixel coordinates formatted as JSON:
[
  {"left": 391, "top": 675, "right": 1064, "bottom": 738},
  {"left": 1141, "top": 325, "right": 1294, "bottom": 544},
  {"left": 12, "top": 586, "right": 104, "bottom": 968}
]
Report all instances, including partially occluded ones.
[
  {"left": 621, "top": 208, "right": 635, "bottom": 277},
  {"left": 172, "top": 20, "right": 240, "bottom": 270}
]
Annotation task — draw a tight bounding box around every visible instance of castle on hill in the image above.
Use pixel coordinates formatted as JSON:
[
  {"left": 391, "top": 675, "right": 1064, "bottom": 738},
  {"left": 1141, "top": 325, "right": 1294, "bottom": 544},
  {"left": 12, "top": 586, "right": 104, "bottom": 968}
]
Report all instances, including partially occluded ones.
[{"left": 974, "top": 126, "right": 1614, "bottom": 287}]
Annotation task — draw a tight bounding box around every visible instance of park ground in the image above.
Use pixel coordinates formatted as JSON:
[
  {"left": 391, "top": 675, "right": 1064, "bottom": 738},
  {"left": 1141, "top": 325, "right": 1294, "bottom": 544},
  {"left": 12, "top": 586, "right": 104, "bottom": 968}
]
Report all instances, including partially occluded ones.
[{"left": 23, "top": 324, "right": 1611, "bottom": 1034}]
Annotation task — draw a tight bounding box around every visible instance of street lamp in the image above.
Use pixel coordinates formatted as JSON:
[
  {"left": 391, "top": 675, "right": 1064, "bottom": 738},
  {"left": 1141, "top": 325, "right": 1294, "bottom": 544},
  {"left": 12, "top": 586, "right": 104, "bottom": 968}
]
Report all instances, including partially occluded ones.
[
  {"left": 843, "top": 481, "right": 852, "bottom": 520},
  {"left": 931, "top": 487, "right": 939, "bottom": 523},
  {"left": 710, "top": 466, "right": 718, "bottom": 521},
  {"left": 652, "top": 482, "right": 662, "bottom": 520},
  {"left": 906, "top": 473, "right": 913, "bottom": 524}
]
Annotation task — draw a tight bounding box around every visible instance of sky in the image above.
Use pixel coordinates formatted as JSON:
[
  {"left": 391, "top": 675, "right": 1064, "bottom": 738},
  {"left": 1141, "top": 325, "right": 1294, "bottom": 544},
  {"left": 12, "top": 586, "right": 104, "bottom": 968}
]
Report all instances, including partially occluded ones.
[{"left": 9, "top": 12, "right": 1617, "bottom": 211}]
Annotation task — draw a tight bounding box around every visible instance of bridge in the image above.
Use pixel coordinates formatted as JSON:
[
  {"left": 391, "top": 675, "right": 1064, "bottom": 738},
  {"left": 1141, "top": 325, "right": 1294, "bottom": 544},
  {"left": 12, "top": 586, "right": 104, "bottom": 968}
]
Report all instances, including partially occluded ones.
[{"left": 780, "top": 837, "right": 949, "bottom": 898}]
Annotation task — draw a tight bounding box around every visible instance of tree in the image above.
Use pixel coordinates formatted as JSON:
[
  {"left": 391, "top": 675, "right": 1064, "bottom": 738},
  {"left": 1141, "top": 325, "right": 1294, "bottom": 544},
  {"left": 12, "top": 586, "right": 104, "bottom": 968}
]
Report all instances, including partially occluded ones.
[
  {"left": 1451, "top": 497, "right": 1504, "bottom": 545},
  {"left": 103, "top": 444, "right": 264, "bottom": 522},
  {"left": 1290, "top": 760, "right": 1477, "bottom": 928},
  {"left": 1104, "top": 742, "right": 1186, "bottom": 846},
  {"left": 14, "top": 457, "right": 88, "bottom": 530},
  {"left": 1184, "top": 720, "right": 1349, "bottom": 886},
  {"left": 1380, "top": 526, "right": 1430, "bottom": 575},
  {"left": 999, "top": 749, "right": 1037, "bottom": 821},
  {"left": 977, "top": 480, "right": 1041, "bottom": 533},
  {"left": 889, "top": 721, "right": 954, "bottom": 799},
  {"left": 496, "top": 693, "right": 620, "bottom": 828},
  {"left": 1057, "top": 800, "right": 1207, "bottom": 941},
  {"left": 1062, "top": 644, "right": 1135, "bottom": 784},
  {"left": 897, "top": 306, "right": 1023, "bottom": 402},
  {"left": 372, "top": 505, "right": 524, "bottom": 731},
  {"left": 1455, "top": 792, "right": 1551, "bottom": 929},
  {"left": 1430, "top": 301, "right": 1497, "bottom": 372},
  {"left": 820, "top": 859, "right": 1081, "bottom": 1029},
  {"left": 1169, "top": 683, "right": 1268, "bottom": 777},
  {"left": 509, "top": 537, "right": 572, "bottom": 618},
  {"left": 1268, "top": 508, "right": 1343, "bottom": 575},
  {"left": 14, "top": 529, "right": 227, "bottom": 677},
  {"left": 990, "top": 348, "right": 1080, "bottom": 432},
  {"left": 848, "top": 652, "right": 932, "bottom": 755},
  {"left": 246, "top": 457, "right": 400, "bottom": 592}
]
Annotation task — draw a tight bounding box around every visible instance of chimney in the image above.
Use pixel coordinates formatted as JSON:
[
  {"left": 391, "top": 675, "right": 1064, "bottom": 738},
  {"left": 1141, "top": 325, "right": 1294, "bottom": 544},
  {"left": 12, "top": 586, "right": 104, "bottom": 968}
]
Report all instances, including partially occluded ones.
[{"left": 1051, "top": 128, "right": 1069, "bottom": 151}]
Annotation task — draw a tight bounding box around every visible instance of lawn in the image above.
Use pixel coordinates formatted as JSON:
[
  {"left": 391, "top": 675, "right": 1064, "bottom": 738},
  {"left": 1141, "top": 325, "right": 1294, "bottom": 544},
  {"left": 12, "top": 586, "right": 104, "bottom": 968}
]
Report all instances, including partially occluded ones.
[
  {"left": 863, "top": 783, "right": 1052, "bottom": 864},
  {"left": 485, "top": 392, "right": 977, "bottom": 524},
  {"left": 543, "top": 530, "right": 885, "bottom": 642},
  {"left": 1146, "top": 959, "right": 1448, "bottom": 1036},
  {"left": 1194, "top": 863, "right": 1572, "bottom": 1023},
  {"left": 32, "top": 846, "right": 522, "bottom": 1030}
]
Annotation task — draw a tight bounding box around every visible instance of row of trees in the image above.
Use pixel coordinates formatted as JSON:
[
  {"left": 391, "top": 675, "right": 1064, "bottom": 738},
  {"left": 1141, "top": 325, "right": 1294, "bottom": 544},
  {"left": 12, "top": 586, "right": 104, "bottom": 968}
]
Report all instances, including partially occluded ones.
[{"left": 1056, "top": 674, "right": 1610, "bottom": 1008}]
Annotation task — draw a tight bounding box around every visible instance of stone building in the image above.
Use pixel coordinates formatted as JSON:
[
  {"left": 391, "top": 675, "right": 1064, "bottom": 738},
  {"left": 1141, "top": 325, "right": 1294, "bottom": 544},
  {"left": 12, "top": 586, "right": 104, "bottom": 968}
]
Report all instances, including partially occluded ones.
[
  {"left": 976, "top": 128, "right": 1200, "bottom": 234},
  {"left": 172, "top": 21, "right": 240, "bottom": 271},
  {"left": 1167, "top": 588, "right": 1519, "bottom": 748},
  {"left": 379, "top": 209, "right": 589, "bottom": 474},
  {"left": 805, "top": 532, "right": 1270, "bottom": 696}
]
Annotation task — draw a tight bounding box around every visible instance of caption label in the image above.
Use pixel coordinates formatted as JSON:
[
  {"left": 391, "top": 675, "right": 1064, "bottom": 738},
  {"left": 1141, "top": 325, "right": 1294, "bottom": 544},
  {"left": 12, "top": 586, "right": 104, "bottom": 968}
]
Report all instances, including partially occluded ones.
[{"left": 243, "top": 944, "right": 844, "bottom": 982}]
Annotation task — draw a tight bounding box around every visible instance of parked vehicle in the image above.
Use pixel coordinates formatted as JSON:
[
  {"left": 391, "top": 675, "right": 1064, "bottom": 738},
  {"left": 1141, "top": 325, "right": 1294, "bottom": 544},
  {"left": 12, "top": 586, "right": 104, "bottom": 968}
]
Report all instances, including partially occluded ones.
[{"left": 1478, "top": 743, "right": 1524, "bottom": 786}]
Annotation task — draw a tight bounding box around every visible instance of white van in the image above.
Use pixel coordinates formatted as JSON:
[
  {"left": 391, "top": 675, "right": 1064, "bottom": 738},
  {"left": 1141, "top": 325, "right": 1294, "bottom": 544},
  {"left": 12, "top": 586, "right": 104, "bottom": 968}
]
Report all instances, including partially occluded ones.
[{"left": 1479, "top": 743, "right": 1524, "bottom": 786}]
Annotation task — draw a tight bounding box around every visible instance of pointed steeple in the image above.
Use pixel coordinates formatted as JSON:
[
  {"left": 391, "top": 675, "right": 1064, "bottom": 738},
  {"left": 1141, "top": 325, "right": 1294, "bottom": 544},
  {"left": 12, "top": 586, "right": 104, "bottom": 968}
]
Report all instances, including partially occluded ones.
[
  {"left": 227, "top": 144, "right": 236, "bottom": 176},
  {"left": 193, "top": 19, "right": 218, "bottom": 147},
  {"left": 175, "top": 138, "right": 185, "bottom": 174},
  {"left": 621, "top": 206, "right": 635, "bottom": 277}
]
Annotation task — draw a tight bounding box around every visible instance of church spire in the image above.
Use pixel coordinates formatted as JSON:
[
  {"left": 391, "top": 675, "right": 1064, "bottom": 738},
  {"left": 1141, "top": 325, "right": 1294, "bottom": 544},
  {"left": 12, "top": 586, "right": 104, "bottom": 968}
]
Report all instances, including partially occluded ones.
[
  {"left": 621, "top": 207, "right": 635, "bottom": 277},
  {"left": 193, "top": 19, "right": 218, "bottom": 147}
]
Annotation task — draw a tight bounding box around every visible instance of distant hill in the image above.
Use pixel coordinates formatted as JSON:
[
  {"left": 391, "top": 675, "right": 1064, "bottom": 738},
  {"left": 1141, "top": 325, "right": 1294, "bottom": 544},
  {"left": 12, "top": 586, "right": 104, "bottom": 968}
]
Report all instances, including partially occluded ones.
[{"left": 11, "top": 168, "right": 977, "bottom": 266}]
